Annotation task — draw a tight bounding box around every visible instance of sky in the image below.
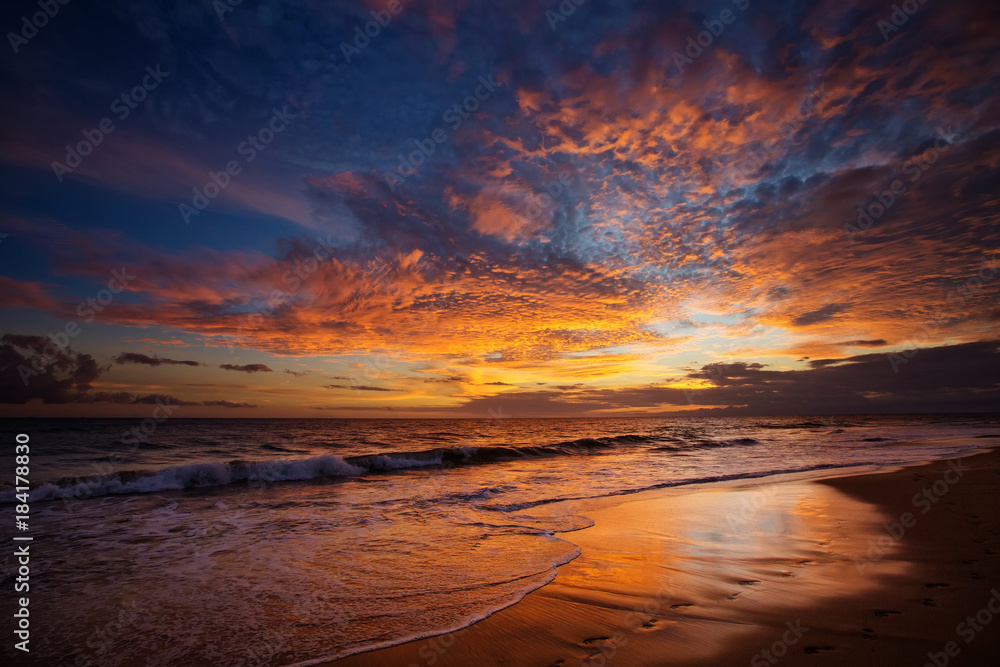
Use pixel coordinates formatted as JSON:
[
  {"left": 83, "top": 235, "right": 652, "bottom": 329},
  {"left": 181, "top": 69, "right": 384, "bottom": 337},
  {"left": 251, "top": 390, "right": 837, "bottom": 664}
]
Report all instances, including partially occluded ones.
[{"left": 0, "top": 0, "right": 998, "bottom": 418}]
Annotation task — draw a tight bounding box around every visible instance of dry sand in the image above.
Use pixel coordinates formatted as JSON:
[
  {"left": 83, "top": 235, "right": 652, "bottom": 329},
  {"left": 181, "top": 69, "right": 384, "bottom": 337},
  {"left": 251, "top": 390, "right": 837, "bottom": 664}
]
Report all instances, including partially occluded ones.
[{"left": 329, "top": 442, "right": 1000, "bottom": 666}]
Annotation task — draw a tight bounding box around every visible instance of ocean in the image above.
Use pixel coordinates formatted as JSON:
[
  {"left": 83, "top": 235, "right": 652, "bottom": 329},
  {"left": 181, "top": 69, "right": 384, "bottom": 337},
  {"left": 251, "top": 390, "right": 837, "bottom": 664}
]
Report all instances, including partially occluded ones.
[{"left": 2, "top": 414, "right": 998, "bottom": 666}]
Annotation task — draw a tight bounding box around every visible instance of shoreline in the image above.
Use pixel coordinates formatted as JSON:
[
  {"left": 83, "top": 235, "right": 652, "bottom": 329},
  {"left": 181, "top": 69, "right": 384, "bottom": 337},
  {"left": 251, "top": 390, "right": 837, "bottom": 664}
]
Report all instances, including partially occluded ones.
[{"left": 324, "top": 442, "right": 1000, "bottom": 666}]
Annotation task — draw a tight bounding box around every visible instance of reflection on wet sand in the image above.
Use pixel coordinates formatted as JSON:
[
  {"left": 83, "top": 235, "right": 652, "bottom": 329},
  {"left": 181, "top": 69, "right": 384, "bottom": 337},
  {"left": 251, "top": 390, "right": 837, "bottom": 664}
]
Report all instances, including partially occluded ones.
[
  {"left": 332, "top": 471, "right": 912, "bottom": 667},
  {"left": 530, "top": 478, "right": 910, "bottom": 665}
]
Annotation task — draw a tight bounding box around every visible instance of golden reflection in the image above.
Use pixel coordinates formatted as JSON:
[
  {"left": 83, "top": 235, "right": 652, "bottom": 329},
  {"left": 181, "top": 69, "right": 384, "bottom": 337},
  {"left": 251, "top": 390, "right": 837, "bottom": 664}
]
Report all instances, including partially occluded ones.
[{"left": 522, "top": 478, "right": 910, "bottom": 664}]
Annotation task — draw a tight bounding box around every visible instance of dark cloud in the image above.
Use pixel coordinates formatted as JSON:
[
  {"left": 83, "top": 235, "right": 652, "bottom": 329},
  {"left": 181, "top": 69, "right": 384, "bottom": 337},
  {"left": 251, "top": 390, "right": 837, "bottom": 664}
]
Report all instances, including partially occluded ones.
[
  {"left": 451, "top": 340, "right": 1000, "bottom": 416},
  {"left": 114, "top": 352, "right": 202, "bottom": 367},
  {"left": 0, "top": 334, "right": 102, "bottom": 404},
  {"left": 88, "top": 391, "right": 137, "bottom": 404},
  {"left": 1, "top": 334, "right": 251, "bottom": 408},
  {"left": 324, "top": 384, "right": 398, "bottom": 391},
  {"left": 1, "top": 0, "right": 998, "bottom": 415},
  {"left": 219, "top": 363, "right": 273, "bottom": 373},
  {"left": 130, "top": 393, "right": 199, "bottom": 406},
  {"left": 791, "top": 303, "right": 852, "bottom": 327},
  {"left": 88, "top": 393, "right": 253, "bottom": 408},
  {"left": 283, "top": 369, "right": 311, "bottom": 377},
  {"left": 202, "top": 400, "right": 258, "bottom": 409},
  {"left": 837, "top": 340, "right": 889, "bottom": 347}
]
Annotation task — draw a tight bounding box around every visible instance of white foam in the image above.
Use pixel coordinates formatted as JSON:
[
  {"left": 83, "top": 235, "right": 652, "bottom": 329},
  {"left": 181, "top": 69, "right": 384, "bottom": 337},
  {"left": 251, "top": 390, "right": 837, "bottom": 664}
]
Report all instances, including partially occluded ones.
[{"left": 2, "top": 455, "right": 365, "bottom": 503}]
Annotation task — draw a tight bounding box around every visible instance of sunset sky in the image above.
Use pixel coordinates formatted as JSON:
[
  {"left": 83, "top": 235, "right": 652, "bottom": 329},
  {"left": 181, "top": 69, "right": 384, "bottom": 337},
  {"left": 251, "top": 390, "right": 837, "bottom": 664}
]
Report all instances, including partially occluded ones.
[{"left": 1, "top": 0, "right": 998, "bottom": 417}]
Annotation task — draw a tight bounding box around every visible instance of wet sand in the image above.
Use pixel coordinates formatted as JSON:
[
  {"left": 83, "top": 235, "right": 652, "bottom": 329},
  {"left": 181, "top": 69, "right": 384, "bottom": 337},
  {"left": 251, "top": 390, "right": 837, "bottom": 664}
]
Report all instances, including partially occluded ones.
[{"left": 328, "top": 443, "right": 1000, "bottom": 666}]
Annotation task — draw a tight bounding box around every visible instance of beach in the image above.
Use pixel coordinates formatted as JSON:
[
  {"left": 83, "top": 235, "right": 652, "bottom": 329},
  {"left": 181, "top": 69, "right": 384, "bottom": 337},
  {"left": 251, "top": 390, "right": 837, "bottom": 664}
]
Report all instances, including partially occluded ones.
[
  {"left": 5, "top": 419, "right": 999, "bottom": 666},
  {"left": 4, "top": 0, "right": 1000, "bottom": 664},
  {"left": 330, "top": 442, "right": 1000, "bottom": 666}
]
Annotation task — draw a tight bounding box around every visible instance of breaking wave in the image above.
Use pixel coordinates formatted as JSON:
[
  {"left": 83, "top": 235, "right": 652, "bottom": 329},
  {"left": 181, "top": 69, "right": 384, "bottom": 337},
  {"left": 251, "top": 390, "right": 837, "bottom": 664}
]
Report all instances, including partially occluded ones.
[{"left": 2, "top": 433, "right": 759, "bottom": 503}]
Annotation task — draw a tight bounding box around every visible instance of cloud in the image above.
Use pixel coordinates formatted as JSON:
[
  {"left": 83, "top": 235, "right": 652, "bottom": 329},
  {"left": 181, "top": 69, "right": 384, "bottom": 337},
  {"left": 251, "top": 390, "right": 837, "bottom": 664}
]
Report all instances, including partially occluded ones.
[
  {"left": 90, "top": 393, "right": 254, "bottom": 408},
  {"left": 114, "top": 352, "right": 201, "bottom": 367},
  {"left": 0, "top": 334, "right": 102, "bottom": 404},
  {"left": 451, "top": 340, "right": 1000, "bottom": 416},
  {"left": 1, "top": 333, "right": 255, "bottom": 408},
  {"left": 323, "top": 384, "right": 399, "bottom": 391},
  {"left": 129, "top": 393, "right": 199, "bottom": 406},
  {"left": 202, "top": 400, "right": 258, "bottom": 409},
  {"left": 836, "top": 340, "right": 889, "bottom": 348},
  {"left": 1, "top": 0, "right": 999, "bottom": 416},
  {"left": 790, "top": 303, "right": 853, "bottom": 327},
  {"left": 0, "top": 276, "right": 60, "bottom": 311},
  {"left": 219, "top": 363, "right": 273, "bottom": 373}
]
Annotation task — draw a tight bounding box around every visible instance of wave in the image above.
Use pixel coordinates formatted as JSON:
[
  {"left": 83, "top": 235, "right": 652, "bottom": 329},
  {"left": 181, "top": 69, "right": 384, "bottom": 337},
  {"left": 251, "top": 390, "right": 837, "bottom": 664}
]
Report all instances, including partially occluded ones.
[
  {"left": 756, "top": 421, "right": 831, "bottom": 429},
  {"left": 651, "top": 437, "right": 758, "bottom": 452},
  {"left": 1, "top": 433, "right": 754, "bottom": 503},
  {"left": 10, "top": 455, "right": 366, "bottom": 503}
]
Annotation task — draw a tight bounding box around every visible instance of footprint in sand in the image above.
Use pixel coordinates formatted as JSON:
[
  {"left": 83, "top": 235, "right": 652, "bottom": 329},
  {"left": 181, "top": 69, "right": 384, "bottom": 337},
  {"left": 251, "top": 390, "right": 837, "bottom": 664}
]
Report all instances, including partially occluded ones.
[
  {"left": 923, "top": 598, "right": 937, "bottom": 607},
  {"left": 641, "top": 619, "right": 658, "bottom": 629},
  {"left": 925, "top": 583, "right": 949, "bottom": 589},
  {"left": 582, "top": 637, "right": 610, "bottom": 645},
  {"left": 738, "top": 579, "right": 761, "bottom": 586},
  {"left": 804, "top": 646, "right": 836, "bottom": 654},
  {"left": 862, "top": 628, "right": 877, "bottom": 640},
  {"left": 726, "top": 592, "right": 741, "bottom": 600},
  {"left": 874, "top": 610, "right": 902, "bottom": 617},
  {"left": 670, "top": 603, "right": 693, "bottom": 610}
]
